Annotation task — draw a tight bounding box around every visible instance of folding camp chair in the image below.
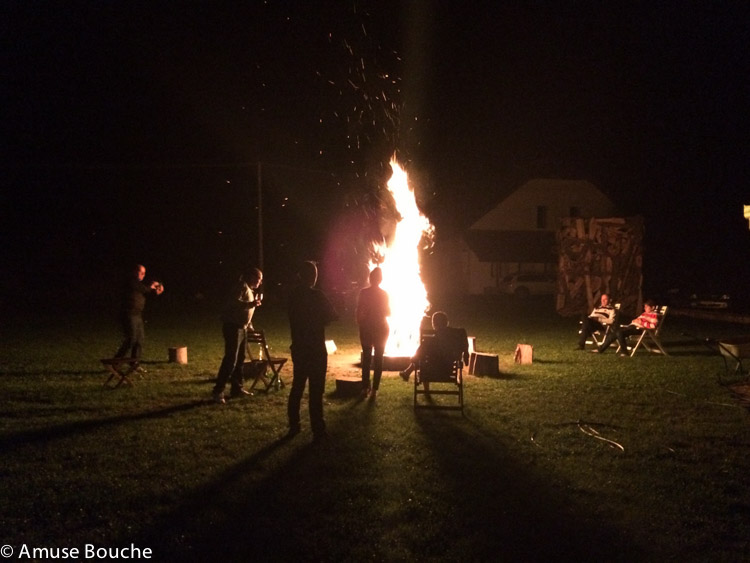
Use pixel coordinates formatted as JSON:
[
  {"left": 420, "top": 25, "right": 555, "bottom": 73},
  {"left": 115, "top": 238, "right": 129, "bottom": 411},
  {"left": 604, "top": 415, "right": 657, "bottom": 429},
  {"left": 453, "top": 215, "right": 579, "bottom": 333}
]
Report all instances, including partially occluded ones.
[
  {"left": 414, "top": 333, "right": 465, "bottom": 412},
  {"left": 244, "top": 330, "right": 288, "bottom": 392},
  {"left": 579, "top": 303, "right": 620, "bottom": 348},
  {"left": 717, "top": 337, "right": 750, "bottom": 378},
  {"left": 100, "top": 357, "right": 140, "bottom": 388},
  {"left": 618, "top": 305, "right": 669, "bottom": 357}
]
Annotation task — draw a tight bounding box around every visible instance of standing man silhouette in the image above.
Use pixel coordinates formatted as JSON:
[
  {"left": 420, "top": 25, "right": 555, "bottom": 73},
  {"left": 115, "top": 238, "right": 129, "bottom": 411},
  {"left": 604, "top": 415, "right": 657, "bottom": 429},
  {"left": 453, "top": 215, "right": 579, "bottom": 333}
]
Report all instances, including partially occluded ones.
[
  {"left": 287, "top": 261, "right": 338, "bottom": 442},
  {"left": 212, "top": 267, "right": 263, "bottom": 404},
  {"left": 114, "top": 263, "right": 164, "bottom": 364},
  {"left": 356, "top": 267, "right": 390, "bottom": 399}
]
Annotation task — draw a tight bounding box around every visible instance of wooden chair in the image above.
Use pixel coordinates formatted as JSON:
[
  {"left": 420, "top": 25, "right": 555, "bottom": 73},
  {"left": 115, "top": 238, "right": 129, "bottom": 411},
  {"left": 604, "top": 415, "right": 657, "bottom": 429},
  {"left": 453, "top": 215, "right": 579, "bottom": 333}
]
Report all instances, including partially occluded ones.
[
  {"left": 244, "top": 330, "right": 288, "bottom": 392},
  {"left": 619, "top": 305, "right": 669, "bottom": 356},
  {"left": 414, "top": 333, "right": 465, "bottom": 412},
  {"left": 100, "top": 357, "right": 140, "bottom": 388}
]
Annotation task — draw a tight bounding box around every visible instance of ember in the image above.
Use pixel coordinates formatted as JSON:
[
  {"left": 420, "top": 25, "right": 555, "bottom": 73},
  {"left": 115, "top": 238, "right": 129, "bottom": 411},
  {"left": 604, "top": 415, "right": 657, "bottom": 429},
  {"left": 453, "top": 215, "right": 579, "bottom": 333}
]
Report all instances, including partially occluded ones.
[{"left": 371, "top": 158, "right": 433, "bottom": 360}]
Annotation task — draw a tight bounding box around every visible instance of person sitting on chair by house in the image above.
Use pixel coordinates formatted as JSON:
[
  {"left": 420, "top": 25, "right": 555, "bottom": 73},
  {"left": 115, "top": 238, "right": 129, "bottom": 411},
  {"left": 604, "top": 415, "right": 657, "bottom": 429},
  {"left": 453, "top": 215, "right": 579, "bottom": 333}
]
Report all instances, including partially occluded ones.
[
  {"left": 594, "top": 299, "right": 658, "bottom": 355},
  {"left": 400, "top": 311, "right": 469, "bottom": 382},
  {"left": 577, "top": 293, "right": 617, "bottom": 350}
]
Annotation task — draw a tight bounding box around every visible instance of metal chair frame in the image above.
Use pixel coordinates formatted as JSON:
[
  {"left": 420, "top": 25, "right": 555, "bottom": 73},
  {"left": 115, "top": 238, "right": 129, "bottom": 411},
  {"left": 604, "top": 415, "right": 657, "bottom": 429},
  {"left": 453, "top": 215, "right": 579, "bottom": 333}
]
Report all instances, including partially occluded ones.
[
  {"left": 617, "top": 305, "right": 669, "bottom": 357},
  {"left": 413, "top": 333, "right": 464, "bottom": 412},
  {"left": 579, "top": 303, "right": 620, "bottom": 349}
]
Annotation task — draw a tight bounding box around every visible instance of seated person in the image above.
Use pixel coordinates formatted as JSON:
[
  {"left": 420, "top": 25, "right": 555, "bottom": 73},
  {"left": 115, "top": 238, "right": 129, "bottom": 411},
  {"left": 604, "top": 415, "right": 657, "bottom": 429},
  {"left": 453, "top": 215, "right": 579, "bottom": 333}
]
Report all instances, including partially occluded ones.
[
  {"left": 577, "top": 293, "right": 617, "bottom": 350},
  {"left": 400, "top": 311, "right": 469, "bottom": 382},
  {"left": 595, "top": 299, "right": 658, "bottom": 355}
]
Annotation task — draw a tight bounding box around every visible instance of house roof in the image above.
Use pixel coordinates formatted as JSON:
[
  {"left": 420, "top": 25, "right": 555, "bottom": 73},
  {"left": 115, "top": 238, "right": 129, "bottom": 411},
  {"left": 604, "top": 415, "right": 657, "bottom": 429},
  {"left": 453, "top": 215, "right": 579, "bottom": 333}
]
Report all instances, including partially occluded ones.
[
  {"left": 464, "top": 229, "right": 556, "bottom": 262},
  {"left": 470, "top": 178, "right": 618, "bottom": 231}
]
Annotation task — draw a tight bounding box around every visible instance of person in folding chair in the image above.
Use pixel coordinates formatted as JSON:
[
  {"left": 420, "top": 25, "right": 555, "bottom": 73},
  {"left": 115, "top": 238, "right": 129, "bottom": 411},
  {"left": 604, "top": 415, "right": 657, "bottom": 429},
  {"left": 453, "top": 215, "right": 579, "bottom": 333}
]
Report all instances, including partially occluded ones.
[
  {"left": 577, "top": 293, "right": 617, "bottom": 350},
  {"left": 399, "top": 311, "right": 469, "bottom": 385},
  {"left": 594, "top": 299, "right": 658, "bottom": 356},
  {"left": 211, "top": 267, "right": 263, "bottom": 404}
]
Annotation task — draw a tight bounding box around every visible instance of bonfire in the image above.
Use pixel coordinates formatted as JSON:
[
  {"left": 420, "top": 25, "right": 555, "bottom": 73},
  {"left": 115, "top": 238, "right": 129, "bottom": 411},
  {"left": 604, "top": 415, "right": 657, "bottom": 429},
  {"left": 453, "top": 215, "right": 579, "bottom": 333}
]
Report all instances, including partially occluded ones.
[{"left": 370, "top": 158, "right": 433, "bottom": 359}]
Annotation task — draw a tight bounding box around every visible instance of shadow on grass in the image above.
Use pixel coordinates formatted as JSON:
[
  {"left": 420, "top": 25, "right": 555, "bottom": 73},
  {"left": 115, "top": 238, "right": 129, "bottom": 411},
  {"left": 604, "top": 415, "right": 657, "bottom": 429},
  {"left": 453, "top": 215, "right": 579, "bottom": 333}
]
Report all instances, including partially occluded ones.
[
  {"left": 125, "top": 431, "right": 375, "bottom": 560},
  {"left": 0, "top": 370, "right": 105, "bottom": 377},
  {"left": 122, "top": 398, "right": 646, "bottom": 561},
  {"left": 408, "top": 412, "right": 645, "bottom": 561},
  {"left": 467, "top": 369, "right": 521, "bottom": 381},
  {"left": 0, "top": 400, "right": 208, "bottom": 454}
]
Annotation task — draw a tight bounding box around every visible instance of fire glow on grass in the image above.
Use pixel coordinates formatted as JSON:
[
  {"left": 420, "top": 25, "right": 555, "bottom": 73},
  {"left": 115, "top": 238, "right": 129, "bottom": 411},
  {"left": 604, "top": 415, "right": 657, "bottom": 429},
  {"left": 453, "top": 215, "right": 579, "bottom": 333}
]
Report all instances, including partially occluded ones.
[{"left": 371, "top": 158, "right": 433, "bottom": 357}]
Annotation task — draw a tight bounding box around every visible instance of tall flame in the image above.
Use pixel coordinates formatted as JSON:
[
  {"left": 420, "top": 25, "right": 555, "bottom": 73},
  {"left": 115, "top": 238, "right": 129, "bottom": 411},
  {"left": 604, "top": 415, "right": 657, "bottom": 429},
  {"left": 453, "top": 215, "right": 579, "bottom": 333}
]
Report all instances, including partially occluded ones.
[{"left": 371, "top": 158, "right": 433, "bottom": 357}]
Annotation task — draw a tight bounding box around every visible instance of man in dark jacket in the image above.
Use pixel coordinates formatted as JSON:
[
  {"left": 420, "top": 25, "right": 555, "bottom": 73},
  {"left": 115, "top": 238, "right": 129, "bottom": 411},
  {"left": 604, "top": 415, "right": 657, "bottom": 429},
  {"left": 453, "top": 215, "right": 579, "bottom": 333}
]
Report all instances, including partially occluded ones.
[
  {"left": 212, "top": 267, "right": 263, "bottom": 404},
  {"left": 287, "top": 261, "right": 337, "bottom": 442},
  {"left": 114, "top": 263, "right": 164, "bottom": 362}
]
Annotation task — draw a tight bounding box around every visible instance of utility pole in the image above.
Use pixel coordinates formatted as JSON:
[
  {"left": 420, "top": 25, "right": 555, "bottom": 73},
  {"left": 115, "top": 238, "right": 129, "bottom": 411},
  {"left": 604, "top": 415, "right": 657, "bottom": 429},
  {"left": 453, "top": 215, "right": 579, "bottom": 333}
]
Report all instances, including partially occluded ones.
[{"left": 257, "top": 161, "right": 264, "bottom": 270}]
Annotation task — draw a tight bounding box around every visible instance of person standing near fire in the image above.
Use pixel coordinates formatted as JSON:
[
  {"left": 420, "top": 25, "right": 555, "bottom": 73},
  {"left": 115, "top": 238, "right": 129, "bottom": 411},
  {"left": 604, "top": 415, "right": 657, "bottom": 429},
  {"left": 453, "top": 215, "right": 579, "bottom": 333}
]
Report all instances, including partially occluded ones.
[
  {"left": 356, "top": 267, "right": 390, "bottom": 399},
  {"left": 212, "top": 267, "right": 263, "bottom": 404},
  {"left": 287, "top": 261, "right": 338, "bottom": 442},
  {"left": 113, "top": 263, "right": 164, "bottom": 365}
]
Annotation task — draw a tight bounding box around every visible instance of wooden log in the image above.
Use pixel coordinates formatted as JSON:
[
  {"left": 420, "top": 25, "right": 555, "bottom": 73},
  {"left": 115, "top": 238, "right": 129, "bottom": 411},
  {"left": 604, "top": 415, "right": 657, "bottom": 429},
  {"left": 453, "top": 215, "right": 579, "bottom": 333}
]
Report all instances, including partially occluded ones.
[
  {"left": 168, "top": 346, "right": 187, "bottom": 364},
  {"left": 335, "top": 376, "right": 363, "bottom": 396},
  {"left": 469, "top": 352, "right": 499, "bottom": 376},
  {"left": 381, "top": 355, "right": 411, "bottom": 371},
  {"left": 514, "top": 344, "right": 533, "bottom": 364}
]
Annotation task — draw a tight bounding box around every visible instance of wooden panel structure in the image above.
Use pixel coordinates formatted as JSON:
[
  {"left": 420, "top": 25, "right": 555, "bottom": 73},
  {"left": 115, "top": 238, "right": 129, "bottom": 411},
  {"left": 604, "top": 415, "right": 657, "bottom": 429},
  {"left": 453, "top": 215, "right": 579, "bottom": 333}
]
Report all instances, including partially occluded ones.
[{"left": 556, "top": 216, "right": 644, "bottom": 318}]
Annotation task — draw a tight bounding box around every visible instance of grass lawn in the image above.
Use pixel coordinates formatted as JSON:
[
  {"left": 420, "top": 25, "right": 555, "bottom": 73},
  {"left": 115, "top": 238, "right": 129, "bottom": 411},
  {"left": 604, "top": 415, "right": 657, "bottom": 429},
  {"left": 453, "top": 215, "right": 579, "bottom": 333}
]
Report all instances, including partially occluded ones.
[{"left": 1, "top": 297, "right": 750, "bottom": 561}]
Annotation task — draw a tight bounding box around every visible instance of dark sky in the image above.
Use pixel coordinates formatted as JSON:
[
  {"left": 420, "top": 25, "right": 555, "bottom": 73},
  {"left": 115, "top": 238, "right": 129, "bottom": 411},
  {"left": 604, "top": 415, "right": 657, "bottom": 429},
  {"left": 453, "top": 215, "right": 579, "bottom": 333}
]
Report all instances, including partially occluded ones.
[{"left": 2, "top": 1, "right": 749, "bottom": 305}]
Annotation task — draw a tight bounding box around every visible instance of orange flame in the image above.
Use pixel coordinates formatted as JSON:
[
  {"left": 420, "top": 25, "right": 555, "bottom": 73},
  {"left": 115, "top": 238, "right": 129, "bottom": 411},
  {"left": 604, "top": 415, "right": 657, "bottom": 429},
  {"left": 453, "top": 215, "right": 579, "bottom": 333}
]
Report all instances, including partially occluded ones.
[{"left": 370, "top": 158, "right": 433, "bottom": 357}]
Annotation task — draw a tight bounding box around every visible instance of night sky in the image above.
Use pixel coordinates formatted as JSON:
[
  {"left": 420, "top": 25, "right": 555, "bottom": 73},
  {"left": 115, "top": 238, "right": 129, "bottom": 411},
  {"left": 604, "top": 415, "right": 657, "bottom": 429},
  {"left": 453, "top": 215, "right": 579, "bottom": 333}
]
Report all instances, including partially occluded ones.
[{"left": 2, "top": 2, "right": 749, "bottom": 309}]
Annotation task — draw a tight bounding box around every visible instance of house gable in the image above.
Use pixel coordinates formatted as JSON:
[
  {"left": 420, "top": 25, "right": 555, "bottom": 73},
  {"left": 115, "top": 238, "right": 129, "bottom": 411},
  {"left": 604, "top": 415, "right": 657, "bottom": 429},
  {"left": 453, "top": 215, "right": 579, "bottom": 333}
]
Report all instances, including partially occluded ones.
[
  {"left": 471, "top": 179, "right": 617, "bottom": 231},
  {"left": 464, "top": 230, "right": 556, "bottom": 263}
]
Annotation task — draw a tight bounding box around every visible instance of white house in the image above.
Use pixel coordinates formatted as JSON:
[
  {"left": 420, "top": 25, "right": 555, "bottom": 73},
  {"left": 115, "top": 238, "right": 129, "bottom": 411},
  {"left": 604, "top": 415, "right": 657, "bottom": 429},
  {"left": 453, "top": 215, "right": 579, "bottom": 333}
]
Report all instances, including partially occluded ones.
[{"left": 452, "top": 179, "right": 618, "bottom": 295}]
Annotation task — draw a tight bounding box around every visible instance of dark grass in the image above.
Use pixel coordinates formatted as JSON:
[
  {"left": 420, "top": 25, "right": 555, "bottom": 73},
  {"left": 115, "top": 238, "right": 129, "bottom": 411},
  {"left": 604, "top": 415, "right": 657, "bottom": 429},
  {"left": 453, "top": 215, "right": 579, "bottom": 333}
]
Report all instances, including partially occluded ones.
[{"left": 1, "top": 297, "right": 750, "bottom": 561}]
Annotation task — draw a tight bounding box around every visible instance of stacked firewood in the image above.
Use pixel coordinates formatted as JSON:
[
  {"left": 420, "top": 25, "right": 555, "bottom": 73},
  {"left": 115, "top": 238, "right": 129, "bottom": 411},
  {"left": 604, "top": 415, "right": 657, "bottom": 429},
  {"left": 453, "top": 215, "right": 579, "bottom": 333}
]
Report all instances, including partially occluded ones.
[{"left": 556, "top": 216, "right": 644, "bottom": 317}]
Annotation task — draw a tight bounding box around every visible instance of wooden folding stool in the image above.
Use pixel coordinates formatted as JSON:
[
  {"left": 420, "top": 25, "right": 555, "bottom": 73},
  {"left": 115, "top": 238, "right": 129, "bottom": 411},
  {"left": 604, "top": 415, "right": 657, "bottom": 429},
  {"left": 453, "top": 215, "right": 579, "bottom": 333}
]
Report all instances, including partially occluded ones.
[
  {"left": 244, "top": 330, "right": 288, "bottom": 392},
  {"left": 100, "top": 357, "right": 140, "bottom": 388}
]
